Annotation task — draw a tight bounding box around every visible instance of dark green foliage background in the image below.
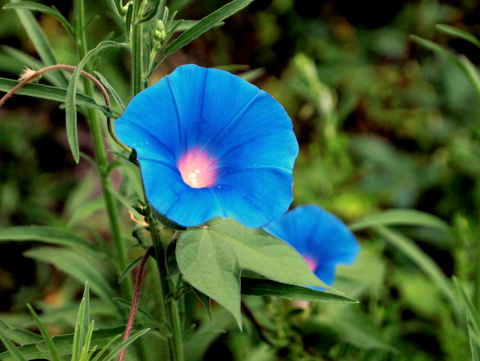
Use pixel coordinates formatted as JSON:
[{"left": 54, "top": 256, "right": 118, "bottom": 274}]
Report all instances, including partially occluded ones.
[{"left": 1, "top": 0, "right": 480, "bottom": 360}]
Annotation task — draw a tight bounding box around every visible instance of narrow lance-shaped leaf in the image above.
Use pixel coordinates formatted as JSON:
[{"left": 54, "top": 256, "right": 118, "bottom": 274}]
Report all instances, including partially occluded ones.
[
  {"left": 0, "top": 326, "right": 145, "bottom": 361},
  {"left": 176, "top": 218, "right": 325, "bottom": 328},
  {"left": 150, "top": 0, "right": 253, "bottom": 74},
  {"left": 0, "top": 333, "right": 27, "bottom": 361},
  {"left": 0, "top": 77, "right": 119, "bottom": 118},
  {"left": 376, "top": 226, "right": 460, "bottom": 318},
  {"left": 0, "top": 46, "right": 60, "bottom": 85},
  {"left": 3, "top": 2, "right": 74, "bottom": 38},
  {"left": 7, "top": 0, "right": 68, "bottom": 87},
  {"left": 0, "top": 225, "right": 96, "bottom": 252},
  {"left": 71, "top": 283, "right": 90, "bottom": 361},
  {"left": 65, "top": 40, "right": 127, "bottom": 162},
  {"left": 0, "top": 320, "right": 42, "bottom": 345},
  {"left": 24, "top": 247, "right": 117, "bottom": 306},
  {"left": 349, "top": 209, "right": 451, "bottom": 233},
  {"left": 241, "top": 278, "right": 357, "bottom": 303},
  {"left": 435, "top": 24, "right": 480, "bottom": 49},
  {"left": 410, "top": 35, "right": 480, "bottom": 101},
  {"left": 26, "top": 305, "right": 61, "bottom": 361}
]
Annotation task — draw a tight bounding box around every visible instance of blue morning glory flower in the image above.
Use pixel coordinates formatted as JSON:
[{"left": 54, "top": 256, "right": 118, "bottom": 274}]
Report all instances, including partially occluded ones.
[
  {"left": 114, "top": 64, "right": 298, "bottom": 228},
  {"left": 264, "top": 205, "right": 359, "bottom": 286}
]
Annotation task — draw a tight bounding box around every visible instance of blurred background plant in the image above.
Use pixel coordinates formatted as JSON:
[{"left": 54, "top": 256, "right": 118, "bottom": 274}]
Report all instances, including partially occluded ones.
[{"left": 2, "top": 0, "right": 480, "bottom": 360}]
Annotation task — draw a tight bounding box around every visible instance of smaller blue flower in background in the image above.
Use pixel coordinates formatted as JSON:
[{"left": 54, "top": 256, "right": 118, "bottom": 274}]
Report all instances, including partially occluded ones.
[
  {"left": 264, "top": 205, "right": 360, "bottom": 287},
  {"left": 114, "top": 64, "right": 298, "bottom": 228}
]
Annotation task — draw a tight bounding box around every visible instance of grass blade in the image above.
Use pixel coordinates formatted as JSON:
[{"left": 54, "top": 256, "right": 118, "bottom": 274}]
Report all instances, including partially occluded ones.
[
  {"left": 65, "top": 40, "right": 127, "bottom": 162},
  {"left": 7, "top": 0, "right": 68, "bottom": 86},
  {"left": 4, "top": 2, "right": 74, "bottom": 37},
  {"left": 152, "top": 0, "right": 253, "bottom": 71},
  {"left": 0, "top": 333, "right": 27, "bottom": 361},
  {"left": 376, "top": 226, "right": 459, "bottom": 317},
  {"left": 0, "top": 77, "right": 118, "bottom": 118},
  {"left": 435, "top": 24, "right": 480, "bottom": 49},
  {"left": 411, "top": 35, "right": 480, "bottom": 101},
  {"left": 0, "top": 225, "right": 96, "bottom": 252},
  {"left": 100, "top": 328, "right": 150, "bottom": 361},
  {"left": 349, "top": 209, "right": 451, "bottom": 233},
  {"left": 71, "top": 283, "right": 90, "bottom": 361},
  {"left": 26, "top": 304, "right": 61, "bottom": 361}
]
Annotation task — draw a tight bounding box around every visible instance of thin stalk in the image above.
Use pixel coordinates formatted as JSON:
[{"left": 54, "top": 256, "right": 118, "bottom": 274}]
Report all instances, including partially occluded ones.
[
  {"left": 148, "top": 220, "right": 184, "bottom": 361},
  {"left": 74, "top": 0, "right": 133, "bottom": 300},
  {"left": 74, "top": 3, "right": 149, "bottom": 361},
  {"left": 131, "top": 1, "right": 146, "bottom": 95},
  {"left": 118, "top": 247, "right": 153, "bottom": 361}
]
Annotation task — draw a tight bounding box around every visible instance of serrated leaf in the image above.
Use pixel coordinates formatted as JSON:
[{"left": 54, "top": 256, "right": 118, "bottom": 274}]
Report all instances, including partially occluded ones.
[
  {"left": 241, "top": 278, "right": 357, "bottom": 303},
  {"left": 349, "top": 209, "right": 450, "bottom": 232},
  {"left": 176, "top": 218, "right": 324, "bottom": 328},
  {"left": 0, "top": 77, "right": 118, "bottom": 118}
]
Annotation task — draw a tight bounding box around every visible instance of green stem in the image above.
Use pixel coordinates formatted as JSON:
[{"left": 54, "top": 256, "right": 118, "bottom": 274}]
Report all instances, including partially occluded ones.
[
  {"left": 75, "top": 1, "right": 150, "bottom": 357},
  {"left": 74, "top": 0, "right": 132, "bottom": 299},
  {"left": 131, "top": 1, "right": 146, "bottom": 95},
  {"left": 149, "top": 220, "right": 184, "bottom": 361}
]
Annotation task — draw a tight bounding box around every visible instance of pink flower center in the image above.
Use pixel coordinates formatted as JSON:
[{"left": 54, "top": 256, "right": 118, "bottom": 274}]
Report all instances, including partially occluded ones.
[
  {"left": 304, "top": 256, "right": 318, "bottom": 272},
  {"left": 177, "top": 147, "right": 218, "bottom": 188}
]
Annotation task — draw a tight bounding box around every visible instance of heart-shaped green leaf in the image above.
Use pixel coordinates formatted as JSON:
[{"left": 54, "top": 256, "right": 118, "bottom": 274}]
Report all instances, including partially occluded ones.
[{"left": 176, "top": 218, "right": 325, "bottom": 327}]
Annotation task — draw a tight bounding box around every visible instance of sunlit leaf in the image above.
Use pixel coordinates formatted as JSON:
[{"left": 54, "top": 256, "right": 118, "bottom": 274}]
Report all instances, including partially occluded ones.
[{"left": 176, "top": 218, "right": 325, "bottom": 328}]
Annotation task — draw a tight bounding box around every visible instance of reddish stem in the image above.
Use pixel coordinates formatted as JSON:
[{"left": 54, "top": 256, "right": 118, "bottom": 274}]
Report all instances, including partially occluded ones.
[{"left": 118, "top": 247, "right": 153, "bottom": 361}]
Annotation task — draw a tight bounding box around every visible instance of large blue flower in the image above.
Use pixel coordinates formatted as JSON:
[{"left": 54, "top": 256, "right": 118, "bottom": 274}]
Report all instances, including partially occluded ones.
[
  {"left": 264, "top": 205, "right": 359, "bottom": 286},
  {"left": 114, "top": 64, "right": 298, "bottom": 228}
]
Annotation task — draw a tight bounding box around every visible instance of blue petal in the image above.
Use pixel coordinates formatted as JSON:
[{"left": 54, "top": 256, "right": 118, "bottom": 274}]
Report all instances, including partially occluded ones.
[
  {"left": 264, "top": 205, "right": 359, "bottom": 286},
  {"left": 114, "top": 64, "right": 298, "bottom": 227},
  {"left": 139, "top": 159, "right": 225, "bottom": 227},
  {"left": 214, "top": 167, "right": 294, "bottom": 228}
]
